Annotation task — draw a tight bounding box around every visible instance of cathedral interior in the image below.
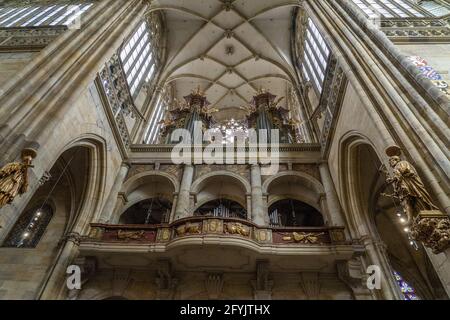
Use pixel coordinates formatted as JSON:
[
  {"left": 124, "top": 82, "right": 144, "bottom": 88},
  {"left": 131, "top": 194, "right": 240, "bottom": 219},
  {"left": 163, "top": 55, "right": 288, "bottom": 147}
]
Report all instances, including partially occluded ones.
[{"left": 0, "top": 0, "right": 449, "bottom": 300}]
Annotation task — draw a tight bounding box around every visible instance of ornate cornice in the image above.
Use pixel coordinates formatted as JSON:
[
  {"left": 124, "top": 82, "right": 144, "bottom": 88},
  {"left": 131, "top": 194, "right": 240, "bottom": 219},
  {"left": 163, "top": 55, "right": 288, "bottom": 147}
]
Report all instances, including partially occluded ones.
[
  {"left": 0, "top": 26, "right": 67, "bottom": 51},
  {"left": 381, "top": 15, "right": 450, "bottom": 43}
]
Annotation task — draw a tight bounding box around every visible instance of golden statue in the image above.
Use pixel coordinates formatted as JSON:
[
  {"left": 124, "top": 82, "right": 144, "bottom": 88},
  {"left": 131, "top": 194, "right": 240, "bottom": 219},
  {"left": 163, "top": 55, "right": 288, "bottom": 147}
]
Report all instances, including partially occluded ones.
[
  {"left": 384, "top": 146, "right": 449, "bottom": 254},
  {"left": 0, "top": 148, "right": 37, "bottom": 208},
  {"left": 385, "top": 146, "right": 438, "bottom": 224}
]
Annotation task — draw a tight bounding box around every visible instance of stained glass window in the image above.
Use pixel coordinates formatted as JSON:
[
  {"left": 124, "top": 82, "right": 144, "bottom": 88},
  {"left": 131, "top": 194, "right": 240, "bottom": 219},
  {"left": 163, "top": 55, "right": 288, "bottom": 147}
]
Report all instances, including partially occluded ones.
[
  {"left": 407, "top": 56, "right": 450, "bottom": 97},
  {"left": 393, "top": 271, "right": 419, "bottom": 300},
  {"left": 2, "top": 205, "right": 53, "bottom": 248}
]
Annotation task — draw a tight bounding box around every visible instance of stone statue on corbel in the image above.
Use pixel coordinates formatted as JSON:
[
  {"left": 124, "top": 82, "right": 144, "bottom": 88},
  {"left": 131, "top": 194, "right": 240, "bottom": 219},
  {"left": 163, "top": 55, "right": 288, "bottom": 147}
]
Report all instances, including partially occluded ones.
[
  {"left": 155, "top": 259, "right": 178, "bottom": 300},
  {"left": 66, "top": 257, "right": 97, "bottom": 300},
  {"left": 250, "top": 261, "right": 273, "bottom": 300},
  {"left": 383, "top": 146, "right": 450, "bottom": 254}
]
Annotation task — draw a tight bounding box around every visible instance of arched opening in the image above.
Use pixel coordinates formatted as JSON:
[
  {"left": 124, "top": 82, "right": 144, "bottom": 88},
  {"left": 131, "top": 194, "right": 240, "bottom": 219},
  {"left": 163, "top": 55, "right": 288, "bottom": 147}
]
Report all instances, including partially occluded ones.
[
  {"left": 268, "top": 199, "right": 324, "bottom": 227},
  {"left": 194, "top": 198, "right": 247, "bottom": 220},
  {"left": 117, "top": 172, "right": 177, "bottom": 223},
  {"left": 0, "top": 145, "right": 94, "bottom": 299},
  {"left": 191, "top": 173, "right": 250, "bottom": 219},
  {"left": 2, "top": 146, "right": 91, "bottom": 248},
  {"left": 119, "top": 197, "right": 172, "bottom": 224},
  {"left": 341, "top": 138, "right": 446, "bottom": 300},
  {"left": 264, "top": 172, "right": 325, "bottom": 225}
]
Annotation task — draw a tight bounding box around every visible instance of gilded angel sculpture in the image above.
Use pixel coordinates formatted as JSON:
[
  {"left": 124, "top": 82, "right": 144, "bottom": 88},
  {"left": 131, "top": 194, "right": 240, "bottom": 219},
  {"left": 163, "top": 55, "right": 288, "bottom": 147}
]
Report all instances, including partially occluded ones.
[{"left": 0, "top": 149, "right": 37, "bottom": 208}]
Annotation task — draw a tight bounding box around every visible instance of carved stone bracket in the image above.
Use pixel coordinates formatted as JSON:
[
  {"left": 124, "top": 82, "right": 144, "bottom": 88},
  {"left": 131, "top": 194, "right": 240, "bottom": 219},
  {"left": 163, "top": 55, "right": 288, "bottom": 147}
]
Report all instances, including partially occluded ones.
[
  {"left": 337, "top": 259, "right": 373, "bottom": 300},
  {"left": 205, "top": 274, "right": 224, "bottom": 300},
  {"left": 299, "top": 272, "right": 320, "bottom": 300},
  {"left": 67, "top": 256, "right": 97, "bottom": 300},
  {"left": 251, "top": 261, "right": 273, "bottom": 300},
  {"left": 410, "top": 210, "right": 450, "bottom": 254},
  {"left": 155, "top": 259, "right": 178, "bottom": 300}
]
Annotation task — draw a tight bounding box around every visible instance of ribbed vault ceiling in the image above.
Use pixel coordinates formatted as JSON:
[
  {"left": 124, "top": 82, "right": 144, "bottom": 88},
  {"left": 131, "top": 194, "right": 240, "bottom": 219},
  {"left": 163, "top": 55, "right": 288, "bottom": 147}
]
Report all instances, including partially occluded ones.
[{"left": 147, "top": 0, "right": 300, "bottom": 121}]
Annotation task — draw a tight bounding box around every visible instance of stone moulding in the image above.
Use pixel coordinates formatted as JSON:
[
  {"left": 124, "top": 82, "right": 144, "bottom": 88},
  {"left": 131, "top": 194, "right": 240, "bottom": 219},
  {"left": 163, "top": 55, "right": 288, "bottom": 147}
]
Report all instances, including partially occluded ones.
[
  {"left": 0, "top": 26, "right": 68, "bottom": 51},
  {"left": 381, "top": 15, "right": 450, "bottom": 43},
  {"left": 129, "top": 143, "right": 322, "bottom": 153}
]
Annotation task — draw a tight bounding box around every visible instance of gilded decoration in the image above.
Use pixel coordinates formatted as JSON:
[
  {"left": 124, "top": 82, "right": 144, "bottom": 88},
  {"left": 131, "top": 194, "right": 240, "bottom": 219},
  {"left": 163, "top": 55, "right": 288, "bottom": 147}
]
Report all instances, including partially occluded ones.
[
  {"left": 383, "top": 146, "right": 450, "bottom": 254},
  {"left": 175, "top": 222, "right": 202, "bottom": 236},
  {"left": 224, "top": 222, "right": 251, "bottom": 237},
  {"left": 282, "top": 232, "right": 325, "bottom": 244},
  {"left": 86, "top": 218, "right": 343, "bottom": 247},
  {"left": 0, "top": 148, "right": 37, "bottom": 208},
  {"left": 157, "top": 228, "right": 171, "bottom": 242},
  {"left": 202, "top": 219, "right": 224, "bottom": 234},
  {"left": 117, "top": 230, "right": 146, "bottom": 241}
]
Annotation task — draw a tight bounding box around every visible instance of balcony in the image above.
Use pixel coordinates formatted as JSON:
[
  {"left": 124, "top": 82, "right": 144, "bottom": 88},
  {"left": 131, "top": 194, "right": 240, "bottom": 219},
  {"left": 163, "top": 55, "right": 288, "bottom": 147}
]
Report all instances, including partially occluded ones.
[{"left": 79, "top": 217, "right": 364, "bottom": 273}]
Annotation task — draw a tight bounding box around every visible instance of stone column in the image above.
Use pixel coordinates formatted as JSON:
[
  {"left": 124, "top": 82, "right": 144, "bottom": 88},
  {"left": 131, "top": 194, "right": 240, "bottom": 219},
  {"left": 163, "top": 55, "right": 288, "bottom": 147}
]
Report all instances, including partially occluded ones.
[
  {"left": 362, "top": 236, "right": 403, "bottom": 300},
  {"left": 169, "top": 193, "right": 179, "bottom": 223},
  {"left": 250, "top": 165, "right": 267, "bottom": 226},
  {"left": 246, "top": 193, "right": 252, "bottom": 220},
  {"left": 174, "top": 164, "right": 194, "bottom": 220},
  {"left": 98, "top": 162, "right": 130, "bottom": 223},
  {"left": 319, "top": 161, "right": 347, "bottom": 228}
]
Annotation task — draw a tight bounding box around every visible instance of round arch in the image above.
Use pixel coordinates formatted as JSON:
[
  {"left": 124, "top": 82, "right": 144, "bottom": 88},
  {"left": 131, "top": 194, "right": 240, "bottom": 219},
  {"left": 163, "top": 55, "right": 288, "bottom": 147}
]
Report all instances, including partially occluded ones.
[
  {"left": 121, "top": 170, "right": 180, "bottom": 195},
  {"left": 191, "top": 171, "right": 251, "bottom": 195},
  {"left": 262, "top": 171, "right": 325, "bottom": 214}
]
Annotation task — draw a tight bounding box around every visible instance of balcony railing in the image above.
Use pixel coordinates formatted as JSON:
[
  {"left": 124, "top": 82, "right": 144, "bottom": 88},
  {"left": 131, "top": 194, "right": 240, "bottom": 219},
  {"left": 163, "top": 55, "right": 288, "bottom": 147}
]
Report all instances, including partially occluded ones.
[{"left": 85, "top": 216, "right": 348, "bottom": 246}]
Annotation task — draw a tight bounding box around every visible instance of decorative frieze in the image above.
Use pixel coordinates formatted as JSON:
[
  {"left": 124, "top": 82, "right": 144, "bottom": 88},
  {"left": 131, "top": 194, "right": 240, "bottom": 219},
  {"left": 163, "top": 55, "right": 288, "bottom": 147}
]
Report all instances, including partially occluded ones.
[
  {"left": 194, "top": 164, "right": 250, "bottom": 181},
  {"left": 85, "top": 217, "right": 348, "bottom": 246},
  {"left": 317, "top": 58, "right": 347, "bottom": 155},
  {"left": 381, "top": 16, "right": 450, "bottom": 43},
  {"left": 0, "top": 26, "right": 67, "bottom": 51}
]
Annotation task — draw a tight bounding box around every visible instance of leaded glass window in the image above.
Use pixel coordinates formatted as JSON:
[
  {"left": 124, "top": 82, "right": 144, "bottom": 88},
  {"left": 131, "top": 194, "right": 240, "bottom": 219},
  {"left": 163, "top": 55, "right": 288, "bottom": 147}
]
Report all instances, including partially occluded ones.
[
  {"left": 2, "top": 205, "right": 53, "bottom": 248},
  {"left": 0, "top": 2, "right": 93, "bottom": 27},
  {"left": 393, "top": 271, "right": 420, "bottom": 300},
  {"left": 350, "top": 0, "right": 449, "bottom": 18},
  {"left": 119, "top": 21, "right": 157, "bottom": 97},
  {"left": 144, "top": 95, "right": 166, "bottom": 144},
  {"left": 301, "top": 18, "right": 330, "bottom": 93}
]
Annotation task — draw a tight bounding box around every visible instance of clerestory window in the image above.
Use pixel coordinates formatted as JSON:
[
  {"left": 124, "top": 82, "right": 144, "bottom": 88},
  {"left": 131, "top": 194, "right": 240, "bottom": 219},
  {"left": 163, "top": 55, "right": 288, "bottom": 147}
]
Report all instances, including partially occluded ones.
[
  {"left": 0, "top": 2, "right": 93, "bottom": 27},
  {"left": 301, "top": 18, "right": 330, "bottom": 94},
  {"left": 119, "top": 21, "right": 158, "bottom": 98}
]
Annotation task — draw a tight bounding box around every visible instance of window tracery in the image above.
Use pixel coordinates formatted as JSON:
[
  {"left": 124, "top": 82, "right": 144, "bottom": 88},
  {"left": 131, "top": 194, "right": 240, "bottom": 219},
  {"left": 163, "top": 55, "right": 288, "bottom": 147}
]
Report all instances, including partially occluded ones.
[
  {"left": 301, "top": 18, "right": 330, "bottom": 93},
  {"left": 2, "top": 205, "right": 53, "bottom": 248},
  {"left": 393, "top": 271, "right": 420, "bottom": 300}
]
